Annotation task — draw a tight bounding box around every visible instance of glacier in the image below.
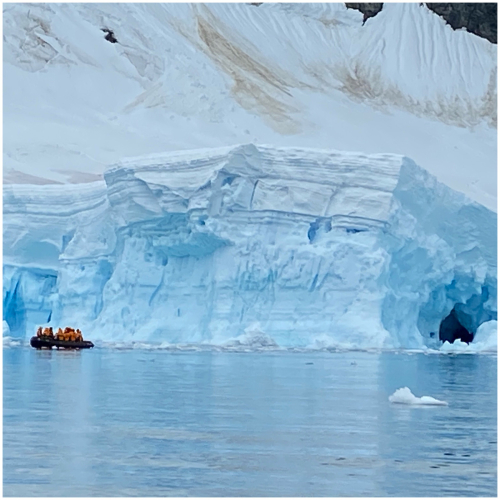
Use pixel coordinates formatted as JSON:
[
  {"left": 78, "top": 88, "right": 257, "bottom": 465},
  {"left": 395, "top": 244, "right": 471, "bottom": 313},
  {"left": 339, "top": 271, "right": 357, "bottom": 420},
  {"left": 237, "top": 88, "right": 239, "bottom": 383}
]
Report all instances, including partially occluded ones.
[
  {"left": 3, "top": 144, "right": 496, "bottom": 349},
  {"left": 3, "top": 3, "right": 497, "bottom": 350},
  {"left": 3, "top": 3, "right": 497, "bottom": 209}
]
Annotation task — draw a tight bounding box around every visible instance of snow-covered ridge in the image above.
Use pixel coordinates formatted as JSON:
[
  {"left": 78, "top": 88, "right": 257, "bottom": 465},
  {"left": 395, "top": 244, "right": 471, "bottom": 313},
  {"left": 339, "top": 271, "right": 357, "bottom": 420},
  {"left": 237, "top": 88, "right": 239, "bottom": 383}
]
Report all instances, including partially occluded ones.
[
  {"left": 3, "top": 145, "right": 496, "bottom": 349},
  {"left": 3, "top": 3, "right": 496, "bottom": 209}
]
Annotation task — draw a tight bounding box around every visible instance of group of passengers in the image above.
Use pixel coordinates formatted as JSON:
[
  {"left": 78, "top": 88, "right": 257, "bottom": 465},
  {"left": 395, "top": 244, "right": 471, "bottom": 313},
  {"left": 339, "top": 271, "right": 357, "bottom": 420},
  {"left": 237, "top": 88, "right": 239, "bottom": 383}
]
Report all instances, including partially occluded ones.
[{"left": 36, "top": 327, "right": 83, "bottom": 342}]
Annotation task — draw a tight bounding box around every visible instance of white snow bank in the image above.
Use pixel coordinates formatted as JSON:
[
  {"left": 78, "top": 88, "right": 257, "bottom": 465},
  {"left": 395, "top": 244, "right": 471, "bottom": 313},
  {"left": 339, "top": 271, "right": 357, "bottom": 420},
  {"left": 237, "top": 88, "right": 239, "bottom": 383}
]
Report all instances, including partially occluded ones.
[{"left": 389, "top": 387, "right": 448, "bottom": 406}]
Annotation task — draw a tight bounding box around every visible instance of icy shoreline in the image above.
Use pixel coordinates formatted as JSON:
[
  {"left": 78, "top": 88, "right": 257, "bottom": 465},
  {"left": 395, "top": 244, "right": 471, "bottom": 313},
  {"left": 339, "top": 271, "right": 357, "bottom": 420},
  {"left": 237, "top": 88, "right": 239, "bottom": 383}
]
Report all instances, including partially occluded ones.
[{"left": 4, "top": 337, "right": 496, "bottom": 356}]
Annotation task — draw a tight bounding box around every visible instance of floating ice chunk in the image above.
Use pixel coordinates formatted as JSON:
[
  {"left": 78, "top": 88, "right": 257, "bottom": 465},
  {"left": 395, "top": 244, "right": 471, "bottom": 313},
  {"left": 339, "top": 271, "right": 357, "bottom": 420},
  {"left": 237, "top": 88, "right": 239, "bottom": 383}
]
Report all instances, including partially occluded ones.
[
  {"left": 3, "top": 321, "right": 22, "bottom": 347},
  {"left": 307, "top": 334, "right": 338, "bottom": 350},
  {"left": 439, "top": 340, "right": 472, "bottom": 353},
  {"left": 439, "top": 320, "right": 497, "bottom": 354},
  {"left": 389, "top": 387, "right": 448, "bottom": 406},
  {"left": 472, "top": 320, "right": 497, "bottom": 352},
  {"left": 224, "top": 323, "right": 279, "bottom": 349},
  {"left": 3, "top": 335, "right": 22, "bottom": 348},
  {"left": 224, "top": 333, "right": 279, "bottom": 348}
]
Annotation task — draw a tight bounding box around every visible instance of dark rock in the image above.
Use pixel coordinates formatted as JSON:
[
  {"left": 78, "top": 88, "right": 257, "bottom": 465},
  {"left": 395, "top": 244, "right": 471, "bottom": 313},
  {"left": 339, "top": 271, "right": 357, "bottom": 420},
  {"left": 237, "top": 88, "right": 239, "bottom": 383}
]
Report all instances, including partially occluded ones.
[
  {"left": 345, "top": 3, "right": 383, "bottom": 23},
  {"left": 344, "top": 3, "right": 496, "bottom": 43},
  {"left": 101, "top": 28, "right": 118, "bottom": 44},
  {"left": 426, "top": 3, "right": 497, "bottom": 44}
]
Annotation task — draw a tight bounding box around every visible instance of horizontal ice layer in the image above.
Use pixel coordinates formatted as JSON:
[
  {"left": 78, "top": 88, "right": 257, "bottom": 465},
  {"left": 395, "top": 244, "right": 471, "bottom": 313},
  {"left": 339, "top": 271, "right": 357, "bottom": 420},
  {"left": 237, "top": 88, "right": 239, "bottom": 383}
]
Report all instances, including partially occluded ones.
[
  {"left": 3, "top": 145, "right": 497, "bottom": 349},
  {"left": 3, "top": 181, "right": 111, "bottom": 267}
]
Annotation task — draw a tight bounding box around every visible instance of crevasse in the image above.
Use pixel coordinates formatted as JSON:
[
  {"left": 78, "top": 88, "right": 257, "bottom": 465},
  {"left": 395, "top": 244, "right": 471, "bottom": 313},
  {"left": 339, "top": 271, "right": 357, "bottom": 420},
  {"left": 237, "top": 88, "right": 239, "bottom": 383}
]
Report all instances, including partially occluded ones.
[{"left": 3, "top": 145, "right": 496, "bottom": 349}]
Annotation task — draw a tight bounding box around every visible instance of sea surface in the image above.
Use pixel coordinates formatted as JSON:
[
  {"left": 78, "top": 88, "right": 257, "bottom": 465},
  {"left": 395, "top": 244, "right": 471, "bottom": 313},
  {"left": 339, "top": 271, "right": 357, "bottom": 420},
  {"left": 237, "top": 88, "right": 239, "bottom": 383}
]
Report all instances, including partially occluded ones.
[{"left": 3, "top": 347, "right": 497, "bottom": 497}]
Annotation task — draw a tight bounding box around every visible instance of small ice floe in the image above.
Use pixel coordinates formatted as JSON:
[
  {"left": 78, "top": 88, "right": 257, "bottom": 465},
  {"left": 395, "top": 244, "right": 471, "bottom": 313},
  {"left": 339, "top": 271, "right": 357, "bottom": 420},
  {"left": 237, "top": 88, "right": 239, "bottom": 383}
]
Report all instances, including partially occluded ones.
[
  {"left": 389, "top": 387, "right": 448, "bottom": 406},
  {"left": 223, "top": 323, "right": 279, "bottom": 350},
  {"left": 3, "top": 336, "right": 22, "bottom": 348}
]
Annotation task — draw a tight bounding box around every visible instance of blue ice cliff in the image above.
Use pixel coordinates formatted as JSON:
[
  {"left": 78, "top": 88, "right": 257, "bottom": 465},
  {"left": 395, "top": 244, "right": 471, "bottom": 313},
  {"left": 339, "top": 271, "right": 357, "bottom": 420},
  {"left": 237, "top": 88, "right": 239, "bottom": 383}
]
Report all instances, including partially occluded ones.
[{"left": 3, "top": 145, "right": 496, "bottom": 349}]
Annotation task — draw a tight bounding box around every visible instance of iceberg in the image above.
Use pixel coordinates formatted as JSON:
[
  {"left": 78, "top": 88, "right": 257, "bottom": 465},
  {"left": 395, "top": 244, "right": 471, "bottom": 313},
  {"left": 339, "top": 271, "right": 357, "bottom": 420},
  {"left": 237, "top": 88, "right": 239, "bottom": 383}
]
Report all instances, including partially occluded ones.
[
  {"left": 389, "top": 387, "right": 448, "bottom": 406},
  {"left": 3, "top": 144, "right": 496, "bottom": 349}
]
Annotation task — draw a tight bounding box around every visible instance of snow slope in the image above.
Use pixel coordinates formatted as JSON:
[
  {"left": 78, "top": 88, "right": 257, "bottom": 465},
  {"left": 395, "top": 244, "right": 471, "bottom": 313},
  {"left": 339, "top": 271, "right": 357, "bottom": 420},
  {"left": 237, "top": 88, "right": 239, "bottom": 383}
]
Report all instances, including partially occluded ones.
[
  {"left": 3, "top": 2, "right": 497, "bottom": 209},
  {"left": 3, "top": 145, "right": 496, "bottom": 348}
]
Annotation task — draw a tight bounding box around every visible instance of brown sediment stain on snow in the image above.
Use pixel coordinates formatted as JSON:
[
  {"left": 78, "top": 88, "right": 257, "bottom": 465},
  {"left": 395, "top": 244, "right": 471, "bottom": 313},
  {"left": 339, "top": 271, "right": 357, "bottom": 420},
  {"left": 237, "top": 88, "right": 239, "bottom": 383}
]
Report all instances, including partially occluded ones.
[
  {"left": 336, "top": 62, "right": 497, "bottom": 129},
  {"left": 480, "top": 68, "right": 497, "bottom": 128},
  {"left": 306, "top": 59, "right": 496, "bottom": 129},
  {"left": 55, "top": 170, "right": 104, "bottom": 183},
  {"left": 3, "top": 169, "right": 63, "bottom": 185},
  {"left": 192, "top": 5, "right": 302, "bottom": 134},
  {"left": 4, "top": 169, "right": 103, "bottom": 185}
]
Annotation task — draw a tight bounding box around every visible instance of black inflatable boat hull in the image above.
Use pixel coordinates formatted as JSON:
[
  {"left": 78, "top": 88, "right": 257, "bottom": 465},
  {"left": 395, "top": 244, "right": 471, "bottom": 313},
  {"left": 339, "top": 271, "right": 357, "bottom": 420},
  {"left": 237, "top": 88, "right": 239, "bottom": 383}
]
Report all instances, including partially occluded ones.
[{"left": 30, "top": 336, "right": 94, "bottom": 349}]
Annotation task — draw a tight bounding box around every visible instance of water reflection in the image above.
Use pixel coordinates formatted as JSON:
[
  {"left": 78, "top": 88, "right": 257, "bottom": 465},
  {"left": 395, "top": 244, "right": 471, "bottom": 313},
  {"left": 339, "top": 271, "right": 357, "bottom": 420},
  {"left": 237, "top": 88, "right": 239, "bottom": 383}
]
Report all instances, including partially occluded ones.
[
  {"left": 376, "top": 352, "right": 497, "bottom": 496},
  {"left": 3, "top": 348, "right": 496, "bottom": 496}
]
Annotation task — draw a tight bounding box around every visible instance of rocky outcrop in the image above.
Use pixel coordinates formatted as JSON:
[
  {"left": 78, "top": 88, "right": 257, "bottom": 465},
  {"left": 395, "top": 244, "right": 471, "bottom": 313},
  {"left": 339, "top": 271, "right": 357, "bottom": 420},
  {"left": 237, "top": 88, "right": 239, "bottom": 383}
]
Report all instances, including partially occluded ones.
[
  {"left": 345, "top": 3, "right": 383, "bottom": 23},
  {"left": 345, "top": 3, "right": 497, "bottom": 43},
  {"left": 426, "top": 3, "right": 497, "bottom": 44}
]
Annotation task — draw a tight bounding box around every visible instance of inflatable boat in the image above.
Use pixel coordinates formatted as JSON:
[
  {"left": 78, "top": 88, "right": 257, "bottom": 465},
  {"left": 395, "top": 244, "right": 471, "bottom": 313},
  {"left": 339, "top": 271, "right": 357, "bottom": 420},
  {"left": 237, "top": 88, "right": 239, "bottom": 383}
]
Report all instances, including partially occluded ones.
[{"left": 30, "top": 336, "right": 94, "bottom": 350}]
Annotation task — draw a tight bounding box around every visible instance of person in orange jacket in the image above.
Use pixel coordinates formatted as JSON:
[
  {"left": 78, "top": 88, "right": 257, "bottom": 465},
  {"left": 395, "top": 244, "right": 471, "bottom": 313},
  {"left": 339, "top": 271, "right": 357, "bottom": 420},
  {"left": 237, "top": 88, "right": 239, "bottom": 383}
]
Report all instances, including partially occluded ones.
[{"left": 63, "top": 327, "right": 72, "bottom": 342}]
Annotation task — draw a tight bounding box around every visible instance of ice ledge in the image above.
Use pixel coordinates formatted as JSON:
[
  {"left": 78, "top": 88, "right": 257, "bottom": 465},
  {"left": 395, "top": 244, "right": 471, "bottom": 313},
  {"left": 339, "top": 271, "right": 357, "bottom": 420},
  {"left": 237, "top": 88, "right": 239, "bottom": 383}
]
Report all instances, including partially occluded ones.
[
  {"left": 2, "top": 144, "right": 497, "bottom": 348},
  {"left": 104, "top": 143, "right": 408, "bottom": 226}
]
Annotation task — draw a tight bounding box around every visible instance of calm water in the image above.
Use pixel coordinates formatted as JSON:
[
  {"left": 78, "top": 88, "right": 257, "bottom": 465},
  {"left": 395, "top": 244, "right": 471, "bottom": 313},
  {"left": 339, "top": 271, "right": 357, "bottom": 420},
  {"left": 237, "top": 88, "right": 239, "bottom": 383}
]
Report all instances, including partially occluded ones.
[{"left": 3, "top": 347, "right": 497, "bottom": 497}]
